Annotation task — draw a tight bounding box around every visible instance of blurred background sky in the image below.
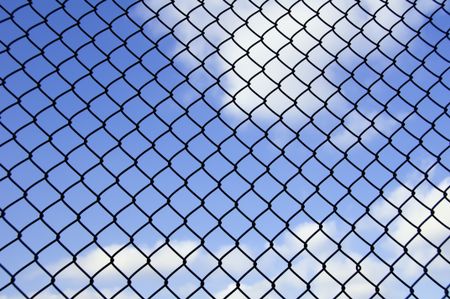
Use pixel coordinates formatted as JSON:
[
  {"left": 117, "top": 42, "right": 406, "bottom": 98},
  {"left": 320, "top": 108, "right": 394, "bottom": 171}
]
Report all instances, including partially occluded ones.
[{"left": 0, "top": 0, "right": 449, "bottom": 298}]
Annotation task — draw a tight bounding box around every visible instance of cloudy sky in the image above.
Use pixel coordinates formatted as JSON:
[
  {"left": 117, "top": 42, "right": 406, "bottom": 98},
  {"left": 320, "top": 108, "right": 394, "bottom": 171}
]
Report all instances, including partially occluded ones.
[{"left": 0, "top": 0, "right": 449, "bottom": 298}]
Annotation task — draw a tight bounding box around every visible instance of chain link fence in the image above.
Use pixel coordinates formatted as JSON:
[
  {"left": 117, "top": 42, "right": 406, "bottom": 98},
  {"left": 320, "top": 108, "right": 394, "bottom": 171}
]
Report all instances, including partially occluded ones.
[{"left": 1, "top": 0, "right": 449, "bottom": 298}]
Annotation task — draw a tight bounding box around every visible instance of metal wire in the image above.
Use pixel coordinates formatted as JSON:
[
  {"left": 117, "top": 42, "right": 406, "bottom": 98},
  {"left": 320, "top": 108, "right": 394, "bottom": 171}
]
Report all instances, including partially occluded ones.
[{"left": 0, "top": 0, "right": 449, "bottom": 298}]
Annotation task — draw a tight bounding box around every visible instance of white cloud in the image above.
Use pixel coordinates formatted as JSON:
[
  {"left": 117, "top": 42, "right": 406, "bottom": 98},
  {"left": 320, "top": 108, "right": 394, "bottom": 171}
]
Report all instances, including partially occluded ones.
[
  {"left": 370, "top": 177, "right": 450, "bottom": 279},
  {"left": 212, "top": 224, "right": 377, "bottom": 298},
  {"left": 13, "top": 178, "right": 449, "bottom": 298},
  {"left": 49, "top": 239, "right": 199, "bottom": 281},
  {"left": 0, "top": 289, "right": 136, "bottom": 299},
  {"left": 215, "top": 280, "right": 271, "bottom": 299},
  {"left": 330, "top": 111, "right": 400, "bottom": 150},
  {"left": 0, "top": 292, "right": 63, "bottom": 299},
  {"left": 212, "top": 177, "right": 449, "bottom": 298},
  {"left": 132, "top": 0, "right": 436, "bottom": 124},
  {"left": 215, "top": 244, "right": 255, "bottom": 279}
]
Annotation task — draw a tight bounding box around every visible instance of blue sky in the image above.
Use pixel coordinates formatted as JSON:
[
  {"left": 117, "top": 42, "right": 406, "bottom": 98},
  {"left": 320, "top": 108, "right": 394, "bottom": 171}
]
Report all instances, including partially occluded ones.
[{"left": 0, "top": 0, "right": 449, "bottom": 298}]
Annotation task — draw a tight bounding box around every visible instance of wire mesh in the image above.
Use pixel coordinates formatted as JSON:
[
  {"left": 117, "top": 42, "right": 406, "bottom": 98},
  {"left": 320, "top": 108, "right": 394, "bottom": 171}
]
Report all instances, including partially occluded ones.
[{"left": 0, "top": 0, "right": 449, "bottom": 298}]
